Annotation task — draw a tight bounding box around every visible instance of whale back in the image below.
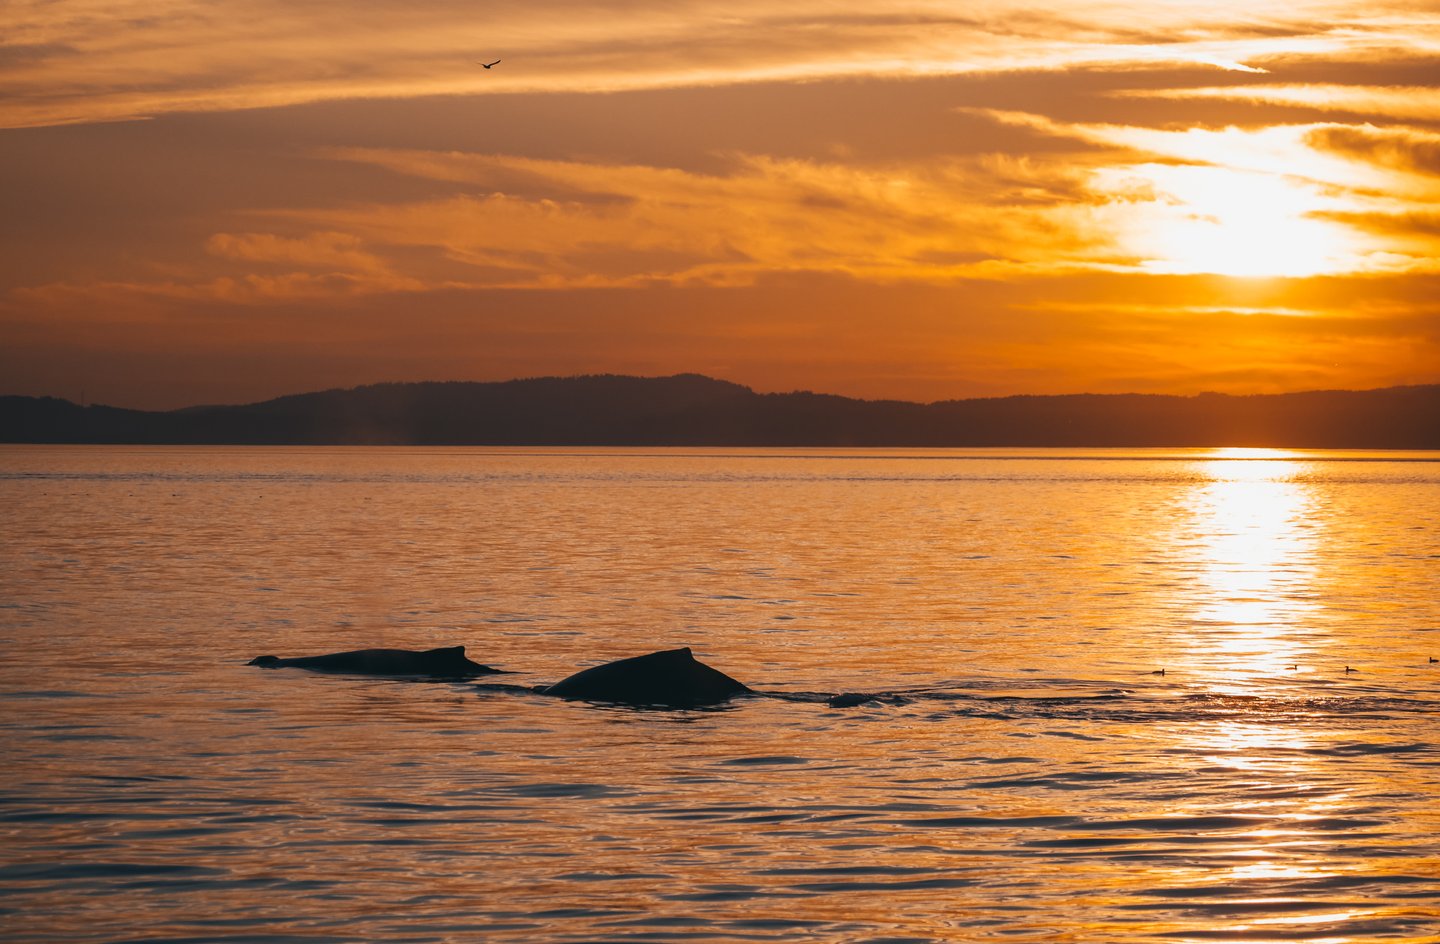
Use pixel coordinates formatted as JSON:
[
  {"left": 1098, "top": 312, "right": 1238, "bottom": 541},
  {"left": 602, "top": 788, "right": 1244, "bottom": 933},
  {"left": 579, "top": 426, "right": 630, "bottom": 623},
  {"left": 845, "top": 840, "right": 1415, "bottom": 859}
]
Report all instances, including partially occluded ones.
[
  {"left": 542, "top": 647, "right": 750, "bottom": 707},
  {"left": 247, "top": 646, "right": 503, "bottom": 677}
]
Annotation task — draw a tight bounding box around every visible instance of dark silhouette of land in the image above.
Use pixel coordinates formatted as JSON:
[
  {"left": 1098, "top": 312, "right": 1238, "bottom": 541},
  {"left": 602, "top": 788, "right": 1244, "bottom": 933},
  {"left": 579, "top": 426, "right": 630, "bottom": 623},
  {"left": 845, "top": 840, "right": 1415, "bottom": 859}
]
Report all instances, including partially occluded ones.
[{"left": 2, "top": 374, "right": 1437, "bottom": 447}]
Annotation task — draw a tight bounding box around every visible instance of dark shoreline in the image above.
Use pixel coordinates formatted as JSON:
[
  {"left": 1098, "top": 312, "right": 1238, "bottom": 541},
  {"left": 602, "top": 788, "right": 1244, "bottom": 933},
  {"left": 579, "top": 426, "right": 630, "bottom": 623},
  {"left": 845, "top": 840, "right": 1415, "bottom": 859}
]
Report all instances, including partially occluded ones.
[{"left": 4, "top": 373, "right": 1438, "bottom": 448}]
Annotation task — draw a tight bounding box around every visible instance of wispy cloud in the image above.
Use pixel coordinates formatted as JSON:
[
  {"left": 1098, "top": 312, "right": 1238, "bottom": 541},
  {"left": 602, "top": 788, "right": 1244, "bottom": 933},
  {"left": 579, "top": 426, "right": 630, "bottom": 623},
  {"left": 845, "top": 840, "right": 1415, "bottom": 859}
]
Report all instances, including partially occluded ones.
[
  {"left": 233, "top": 148, "right": 1133, "bottom": 289},
  {"left": 4, "top": 0, "right": 1436, "bottom": 127},
  {"left": 207, "top": 231, "right": 393, "bottom": 273},
  {"left": 1115, "top": 84, "right": 1440, "bottom": 121},
  {"left": 1303, "top": 123, "right": 1440, "bottom": 177}
]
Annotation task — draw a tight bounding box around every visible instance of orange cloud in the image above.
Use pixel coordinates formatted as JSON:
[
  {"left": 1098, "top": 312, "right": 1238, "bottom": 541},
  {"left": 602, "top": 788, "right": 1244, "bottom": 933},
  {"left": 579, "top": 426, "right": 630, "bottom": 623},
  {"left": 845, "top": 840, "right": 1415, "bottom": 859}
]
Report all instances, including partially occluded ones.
[
  {"left": 250, "top": 148, "right": 1126, "bottom": 288},
  {"left": 1117, "top": 84, "right": 1440, "bottom": 121},
  {"left": 206, "top": 231, "right": 392, "bottom": 273},
  {"left": 1303, "top": 124, "right": 1440, "bottom": 178},
  {"left": 14, "top": 270, "right": 429, "bottom": 307},
  {"left": 4, "top": 1, "right": 1436, "bottom": 128}
]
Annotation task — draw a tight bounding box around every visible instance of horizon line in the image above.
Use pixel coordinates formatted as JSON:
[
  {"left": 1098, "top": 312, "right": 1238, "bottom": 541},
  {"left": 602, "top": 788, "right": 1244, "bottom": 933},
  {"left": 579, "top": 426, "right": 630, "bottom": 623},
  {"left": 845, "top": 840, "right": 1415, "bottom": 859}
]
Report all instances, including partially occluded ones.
[{"left": 8, "top": 372, "right": 1440, "bottom": 414}]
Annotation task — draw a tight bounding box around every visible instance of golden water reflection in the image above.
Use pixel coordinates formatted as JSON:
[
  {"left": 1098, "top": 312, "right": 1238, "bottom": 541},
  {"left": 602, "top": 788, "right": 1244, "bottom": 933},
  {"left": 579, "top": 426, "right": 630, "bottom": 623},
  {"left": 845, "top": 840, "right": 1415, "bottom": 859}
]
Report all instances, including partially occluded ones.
[
  {"left": 1178, "top": 449, "right": 1325, "bottom": 683},
  {"left": 1155, "top": 721, "right": 1380, "bottom": 942},
  {"left": 1159, "top": 457, "right": 1388, "bottom": 940}
]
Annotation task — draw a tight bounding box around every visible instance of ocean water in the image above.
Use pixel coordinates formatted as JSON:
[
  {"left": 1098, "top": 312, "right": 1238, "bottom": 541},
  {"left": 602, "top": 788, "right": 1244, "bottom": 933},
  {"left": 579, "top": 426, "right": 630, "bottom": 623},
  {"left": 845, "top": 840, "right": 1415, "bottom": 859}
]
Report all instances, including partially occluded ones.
[{"left": 1, "top": 445, "right": 1438, "bottom": 943}]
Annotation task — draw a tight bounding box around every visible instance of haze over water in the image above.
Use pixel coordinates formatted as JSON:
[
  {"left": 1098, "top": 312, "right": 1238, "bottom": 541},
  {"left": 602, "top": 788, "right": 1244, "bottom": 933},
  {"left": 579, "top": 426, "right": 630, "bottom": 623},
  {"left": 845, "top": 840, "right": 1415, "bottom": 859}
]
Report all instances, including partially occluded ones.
[{"left": 2, "top": 445, "right": 1438, "bottom": 942}]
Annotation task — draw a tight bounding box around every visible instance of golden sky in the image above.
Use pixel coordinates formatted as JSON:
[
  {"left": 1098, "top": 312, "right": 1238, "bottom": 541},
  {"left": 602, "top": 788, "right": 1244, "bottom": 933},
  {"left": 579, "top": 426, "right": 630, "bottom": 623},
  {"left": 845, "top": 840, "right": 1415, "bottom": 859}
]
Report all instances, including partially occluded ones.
[{"left": 2, "top": 0, "right": 1438, "bottom": 408}]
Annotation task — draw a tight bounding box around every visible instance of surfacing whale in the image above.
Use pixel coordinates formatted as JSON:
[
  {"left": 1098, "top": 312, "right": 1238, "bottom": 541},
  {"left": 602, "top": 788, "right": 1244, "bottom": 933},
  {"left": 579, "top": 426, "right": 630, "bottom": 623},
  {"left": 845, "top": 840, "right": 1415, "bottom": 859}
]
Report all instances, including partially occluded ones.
[
  {"left": 538, "top": 647, "right": 750, "bottom": 707},
  {"left": 247, "top": 646, "right": 506, "bottom": 678}
]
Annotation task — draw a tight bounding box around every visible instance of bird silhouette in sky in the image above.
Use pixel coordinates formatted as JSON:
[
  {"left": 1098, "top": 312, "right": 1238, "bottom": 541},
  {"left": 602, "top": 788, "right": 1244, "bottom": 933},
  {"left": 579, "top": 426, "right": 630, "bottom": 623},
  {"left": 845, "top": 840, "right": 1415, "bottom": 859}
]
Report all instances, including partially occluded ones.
[{"left": 478, "top": 59, "right": 501, "bottom": 69}]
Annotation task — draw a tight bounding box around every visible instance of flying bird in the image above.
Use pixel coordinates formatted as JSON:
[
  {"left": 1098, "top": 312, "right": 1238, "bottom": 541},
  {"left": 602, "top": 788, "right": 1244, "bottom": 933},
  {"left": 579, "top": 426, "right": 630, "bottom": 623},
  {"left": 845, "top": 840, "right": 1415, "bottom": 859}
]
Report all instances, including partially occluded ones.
[{"left": 477, "top": 59, "right": 501, "bottom": 69}]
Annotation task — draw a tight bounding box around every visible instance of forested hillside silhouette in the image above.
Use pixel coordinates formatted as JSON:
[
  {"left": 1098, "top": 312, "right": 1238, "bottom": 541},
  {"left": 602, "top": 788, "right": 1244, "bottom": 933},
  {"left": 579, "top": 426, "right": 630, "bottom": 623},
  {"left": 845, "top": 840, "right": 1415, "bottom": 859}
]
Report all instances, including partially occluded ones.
[{"left": 4, "top": 374, "right": 1437, "bottom": 448}]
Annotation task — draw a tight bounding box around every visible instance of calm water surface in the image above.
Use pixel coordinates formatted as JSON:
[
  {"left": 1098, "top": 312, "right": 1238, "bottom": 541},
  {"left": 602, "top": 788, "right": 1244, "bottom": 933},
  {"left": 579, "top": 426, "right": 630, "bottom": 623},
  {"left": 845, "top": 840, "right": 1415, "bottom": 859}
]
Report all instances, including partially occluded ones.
[{"left": 2, "top": 446, "right": 1438, "bottom": 943}]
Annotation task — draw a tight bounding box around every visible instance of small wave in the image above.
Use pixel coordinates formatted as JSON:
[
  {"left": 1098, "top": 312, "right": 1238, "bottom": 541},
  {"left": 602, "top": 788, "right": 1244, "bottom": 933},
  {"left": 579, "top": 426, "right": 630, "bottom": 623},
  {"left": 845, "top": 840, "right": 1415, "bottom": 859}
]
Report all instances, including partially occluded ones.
[
  {"left": 894, "top": 814, "right": 1079, "bottom": 829},
  {"left": 967, "top": 769, "right": 1184, "bottom": 790},
  {"left": 717, "top": 755, "right": 810, "bottom": 766},
  {"left": 1307, "top": 741, "right": 1432, "bottom": 756},
  {"left": 813, "top": 688, "right": 1440, "bottom": 727},
  {"left": 788, "top": 876, "right": 978, "bottom": 893},
  {"left": 499, "top": 782, "right": 627, "bottom": 799},
  {"left": 0, "top": 862, "right": 226, "bottom": 882}
]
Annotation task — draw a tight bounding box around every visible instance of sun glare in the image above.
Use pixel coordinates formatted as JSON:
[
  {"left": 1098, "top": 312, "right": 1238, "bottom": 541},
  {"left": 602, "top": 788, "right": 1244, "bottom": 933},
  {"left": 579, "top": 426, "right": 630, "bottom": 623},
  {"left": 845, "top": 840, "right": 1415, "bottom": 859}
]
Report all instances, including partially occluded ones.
[
  {"left": 1174, "top": 453, "right": 1323, "bottom": 685},
  {"left": 1104, "top": 165, "right": 1363, "bottom": 278},
  {"left": 1207, "top": 447, "right": 1298, "bottom": 461}
]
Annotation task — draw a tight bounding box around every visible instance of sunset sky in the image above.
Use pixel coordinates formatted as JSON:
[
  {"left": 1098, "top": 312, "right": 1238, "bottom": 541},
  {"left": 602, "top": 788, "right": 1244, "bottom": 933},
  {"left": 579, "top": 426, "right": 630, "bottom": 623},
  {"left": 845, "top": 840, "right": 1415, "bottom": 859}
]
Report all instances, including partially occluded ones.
[{"left": 3, "top": 1, "right": 1439, "bottom": 409}]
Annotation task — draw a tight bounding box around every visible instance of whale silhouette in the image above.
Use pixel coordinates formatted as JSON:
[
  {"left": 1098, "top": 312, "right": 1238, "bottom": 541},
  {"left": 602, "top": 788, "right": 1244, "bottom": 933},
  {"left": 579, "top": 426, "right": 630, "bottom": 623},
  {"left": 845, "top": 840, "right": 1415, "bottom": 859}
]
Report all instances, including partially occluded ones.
[
  {"left": 247, "top": 646, "right": 506, "bottom": 678},
  {"left": 538, "top": 647, "right": 750, "bottom": 707}
]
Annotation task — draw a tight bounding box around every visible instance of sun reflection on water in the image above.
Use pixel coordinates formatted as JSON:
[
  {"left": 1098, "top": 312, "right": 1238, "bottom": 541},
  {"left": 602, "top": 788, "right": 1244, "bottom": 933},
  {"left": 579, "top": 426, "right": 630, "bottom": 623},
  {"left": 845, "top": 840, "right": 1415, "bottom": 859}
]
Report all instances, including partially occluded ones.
[
  {"left": 1154, "top": 458, "right": 1394, "bottom": 940},
  {"left": 1178, "top": 450, "right": 1324, "bottom": 685},
  {"left": 1187, "top": 720, "right": 1319, "bottom": 774},
  {"left": 1157, "top": 721, "right": 1383, "bottom": 942}
]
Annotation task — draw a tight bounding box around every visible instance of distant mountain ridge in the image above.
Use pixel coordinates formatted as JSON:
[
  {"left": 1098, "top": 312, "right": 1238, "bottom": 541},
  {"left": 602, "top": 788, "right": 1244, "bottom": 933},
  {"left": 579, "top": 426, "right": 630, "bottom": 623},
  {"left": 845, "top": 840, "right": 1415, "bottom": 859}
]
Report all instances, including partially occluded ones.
[{"left": 2, "top": 373, "right": 1437, "bottom": 448}]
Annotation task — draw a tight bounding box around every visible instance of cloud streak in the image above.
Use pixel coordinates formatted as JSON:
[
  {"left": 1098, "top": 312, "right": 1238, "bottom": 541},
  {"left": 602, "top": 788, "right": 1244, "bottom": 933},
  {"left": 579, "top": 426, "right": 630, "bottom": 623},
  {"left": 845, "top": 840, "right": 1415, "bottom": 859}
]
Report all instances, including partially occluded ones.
[
  {"left": 4, "top": 0, "right": 1437, "bottom": 127},
  {"left": 209, "top": 148, "right": 1120, "bottom": 290},
  {"left": 1115, "top": 83, "right": 1440, "bottom": 121}
]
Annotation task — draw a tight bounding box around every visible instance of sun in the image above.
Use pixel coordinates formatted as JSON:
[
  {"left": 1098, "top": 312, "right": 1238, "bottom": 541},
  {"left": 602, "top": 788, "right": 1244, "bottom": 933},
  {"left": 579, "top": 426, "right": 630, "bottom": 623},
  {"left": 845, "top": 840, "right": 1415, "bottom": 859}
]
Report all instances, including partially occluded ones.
[{"left": 1106, "top": 164, "right": 1363, "bottom": 278}]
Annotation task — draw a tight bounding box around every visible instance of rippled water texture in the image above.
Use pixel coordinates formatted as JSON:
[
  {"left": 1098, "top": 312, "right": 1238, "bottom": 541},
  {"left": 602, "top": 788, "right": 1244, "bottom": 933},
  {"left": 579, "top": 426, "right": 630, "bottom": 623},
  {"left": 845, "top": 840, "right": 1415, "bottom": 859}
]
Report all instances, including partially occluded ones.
[{"left": 2, "top": 446, "right": 1438, "bottom": 943}]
